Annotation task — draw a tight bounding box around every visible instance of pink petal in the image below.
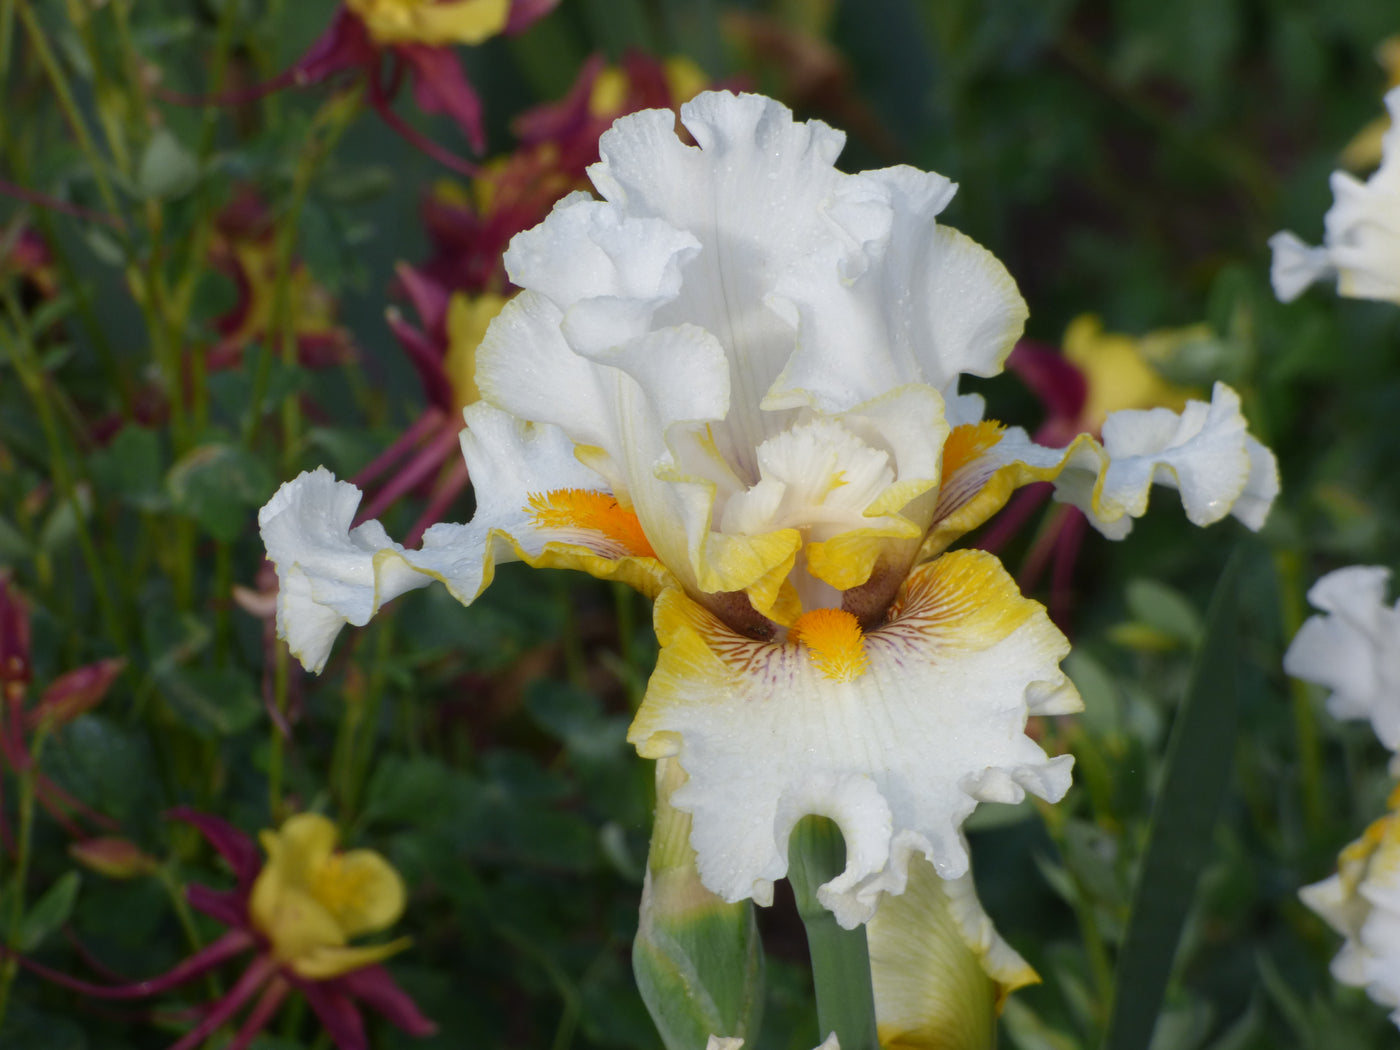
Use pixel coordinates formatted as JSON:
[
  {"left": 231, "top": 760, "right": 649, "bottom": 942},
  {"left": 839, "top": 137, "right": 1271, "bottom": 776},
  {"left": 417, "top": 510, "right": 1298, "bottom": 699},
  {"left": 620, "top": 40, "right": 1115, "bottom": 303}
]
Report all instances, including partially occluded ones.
[
  {"left": 398, "top": 44, "right": 485, "bottom": 153},
  {"left": 505, "top": 0, "right": 561, "bottom": 34},
  {"left": 32, "top": 658, "right": 126, "bottom": 728},
  {"left": 338, "top": 964, "right": 438, "bottom": 1036},
  {"left": 166, "top": 808, "right": 261, "bottom": 886},
  {"left": 168, "top": 954, "right": 278, "bottom": 1050},
  {"left": 1006, "top": 340, "right": 1088, "bottom": 436},
  {"left": 301, "top": 979, "right": 369, "bottom": 1050}
]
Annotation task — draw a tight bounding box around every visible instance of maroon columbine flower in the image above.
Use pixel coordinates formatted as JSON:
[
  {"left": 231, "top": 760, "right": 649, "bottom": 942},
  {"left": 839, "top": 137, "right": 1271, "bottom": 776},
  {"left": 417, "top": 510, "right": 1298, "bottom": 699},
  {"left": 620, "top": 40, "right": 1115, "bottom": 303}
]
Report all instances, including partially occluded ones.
[
  {"left": 17, "top": 809, "right": 434, "bottom": 1050},
  {"left": 207, "top": 190, "right": 356, "bottom": 372},
  {"left": 171, "top": 1, "right": 559, "bottom": 172}
]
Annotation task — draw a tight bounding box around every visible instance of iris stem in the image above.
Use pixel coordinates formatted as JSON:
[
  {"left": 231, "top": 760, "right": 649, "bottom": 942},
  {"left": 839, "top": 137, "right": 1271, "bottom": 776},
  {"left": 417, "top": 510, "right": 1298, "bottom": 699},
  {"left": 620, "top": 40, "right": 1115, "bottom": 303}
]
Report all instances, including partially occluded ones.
[
  {"left": 787, "top": 816, "right": 878, "bottom": 1050},
  {"left": 1275, "top": 549, "right": 1324, "bottom": 837}
]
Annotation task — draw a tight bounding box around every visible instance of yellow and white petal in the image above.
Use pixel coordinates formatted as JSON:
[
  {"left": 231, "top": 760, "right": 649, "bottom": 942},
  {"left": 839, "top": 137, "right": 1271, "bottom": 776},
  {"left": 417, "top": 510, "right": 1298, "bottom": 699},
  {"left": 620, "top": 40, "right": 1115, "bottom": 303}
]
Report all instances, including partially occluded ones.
[
  {"left": 628, "top": 550, "right": 1079, "bottom": 928},
  {"left": 868, "top": 856, "right": 1037, "bottom": 1050},
  {"left": 947, "top": 382, "right": 1278, "bottom": 545},
  {"left": 1284, "top": 566, "right": 1400, "bottom": 755},
  {"left": 767, "top": 166, "right": 1027, "bottom": 413},
  {"left": 1301, "top": 802, "right": 1400, "bottom": 1026},
  {"left": 259, "top": 406, "right": 666, "bottom": 674}
]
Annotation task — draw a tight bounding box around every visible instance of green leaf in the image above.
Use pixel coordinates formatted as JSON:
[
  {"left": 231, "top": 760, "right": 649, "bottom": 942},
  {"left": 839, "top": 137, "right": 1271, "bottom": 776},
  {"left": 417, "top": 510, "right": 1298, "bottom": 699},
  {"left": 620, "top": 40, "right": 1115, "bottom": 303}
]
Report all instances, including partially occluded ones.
[
  {"left": 137, "top": 128, "right": 199, "bottom": 201},
  {"left": 156, "top": 665, "right": 262, "bottom": 738},
  {"left": 166, "top": 442, "right": 274, "bottom": 542},
  {"left": 1124, "top": 577, "right": 1203, "bottom": 649},
  {"left": 18, "top": 871, "right": 81, "bottom": 952},
  {"left": 90, "top": 425, "right": 167, "bottom": 511},
  {"left": 1101, "top": 551, "right": 1243, "bottom": 1050}
]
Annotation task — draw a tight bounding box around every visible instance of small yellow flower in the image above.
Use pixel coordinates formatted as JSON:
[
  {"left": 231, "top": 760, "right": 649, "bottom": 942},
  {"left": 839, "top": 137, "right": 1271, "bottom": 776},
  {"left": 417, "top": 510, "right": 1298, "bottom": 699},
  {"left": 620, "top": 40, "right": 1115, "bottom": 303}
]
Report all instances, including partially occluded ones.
[
  {"left": 249, "top": 813, "right": 410, "bottom": 980},
  {"left": 345, "top": 0, "right": 510, "bottom": 47}
]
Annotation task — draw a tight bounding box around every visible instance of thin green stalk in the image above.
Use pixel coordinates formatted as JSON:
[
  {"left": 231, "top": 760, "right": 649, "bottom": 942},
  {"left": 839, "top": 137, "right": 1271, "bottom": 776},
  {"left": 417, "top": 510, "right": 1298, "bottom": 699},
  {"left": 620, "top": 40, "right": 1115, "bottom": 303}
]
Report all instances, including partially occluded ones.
[
  {"left": 65, "top": 0, "right": 132, "bottom": 177},
  {"left": 1036, "top": 798, "right": 1115, "bottom": 1014},
  {"left": 242, "top": 87, "right": 363, "bottom": 455},
  {"left": 16, "top": 2, "right": 124, "bottom": 220},
  {"left": 1275, "top": 549, "right": 1325, "bottom": 835},
  {"left": 0, "top": 729, "right": 47, "bottom": 1032},
  {"left": 156, "top": 863, "right": 222, "bottom": 1002},
  {"left": 1, "top": 296, "right": 126, "bottom": 649},
  {"left": 787, "top": 817, "right": 878, "bottom": 1050},
  {"left": 268, "top": 644, "right": 290, "bottom": 823},
  {"left": 344, "top": 620, "right": 395, "bottom": 818},
  {"left": 0, "top": 0, "right": 16, "bottom": 85}
]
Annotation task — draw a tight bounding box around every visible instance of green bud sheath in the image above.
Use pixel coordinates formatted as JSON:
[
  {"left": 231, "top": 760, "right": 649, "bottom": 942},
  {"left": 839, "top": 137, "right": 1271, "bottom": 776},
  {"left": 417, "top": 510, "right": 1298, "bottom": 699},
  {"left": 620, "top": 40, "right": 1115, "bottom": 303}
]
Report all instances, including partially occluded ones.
[{"left": 634, "top": 758, "right": 765, "bottom": 1050}]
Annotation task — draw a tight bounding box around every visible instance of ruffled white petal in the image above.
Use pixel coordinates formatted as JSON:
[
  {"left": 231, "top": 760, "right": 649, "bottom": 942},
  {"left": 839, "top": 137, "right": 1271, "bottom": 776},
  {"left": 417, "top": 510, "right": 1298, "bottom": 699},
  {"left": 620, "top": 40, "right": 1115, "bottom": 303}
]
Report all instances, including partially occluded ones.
[
  {"left": 1270, "top": 86, "right": 1400, "bottom": 305},
  {"left": 1269, "top": 231, "right": 1335, "bottom": 303},
  {"left": 629, "top": 550, "right": 1079, "bottom": 928},
  {"left": 1301, "top": 802, "right": 1400, "bottom": 1028},
  {"left": 258, "top": 468, "right": 434, "bottom": 673},
  {"left": 1284, "top": 566, "right": 1400, "bottom": 754},
  {"left": 768, "top": 166, "right": 1027, "bottom": 413},
  {"left": 988, "top": 382, "right": 1278, "bottom": 540},
  {"left": 259, "top": 405, "right": 664, "bottom": 673}
]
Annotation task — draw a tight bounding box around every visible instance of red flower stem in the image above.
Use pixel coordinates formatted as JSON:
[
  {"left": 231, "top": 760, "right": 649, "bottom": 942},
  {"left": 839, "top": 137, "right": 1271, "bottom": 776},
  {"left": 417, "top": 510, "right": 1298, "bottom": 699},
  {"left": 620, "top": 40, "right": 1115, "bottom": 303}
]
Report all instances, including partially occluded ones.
[
  {"left": 167, "top": 953, "right": 279, "bottom": 1050},
  {"left": 225, "top": 974, "right": 292, "bottom": 1050},
  {"left": 0, "top": 178, "right": 125, "bottom": 230},
  {"left": 976, "top": 482, "right": 1051, "bottom": 555},
  {"left": 404, "top": 457, "right": 470, "bottom": 547},
  {"left": 352, "top": 409, "right": 444, "bottom": 490},
  {"left": 367, "top": 78, "right": 482, "bottom": 178},
  {"left": 355, "top": 421, "right": 463, "bottom": 526},
  {"left": 3, "top": 928, "right": 257, "bottom": 999}
]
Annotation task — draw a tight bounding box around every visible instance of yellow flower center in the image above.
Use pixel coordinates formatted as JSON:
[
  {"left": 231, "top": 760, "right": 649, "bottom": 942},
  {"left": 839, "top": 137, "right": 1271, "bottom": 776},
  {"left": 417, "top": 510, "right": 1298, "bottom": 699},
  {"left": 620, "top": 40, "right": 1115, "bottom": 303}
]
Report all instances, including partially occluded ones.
[
  {"left": 527, "top": 489, "right": 657, "bottom": 558},
  {"left": 790, "top": 608, "right": 869, "bottom": 682},
  {"left": 307, "top": 854, "right": 377, "bottom": 928}
]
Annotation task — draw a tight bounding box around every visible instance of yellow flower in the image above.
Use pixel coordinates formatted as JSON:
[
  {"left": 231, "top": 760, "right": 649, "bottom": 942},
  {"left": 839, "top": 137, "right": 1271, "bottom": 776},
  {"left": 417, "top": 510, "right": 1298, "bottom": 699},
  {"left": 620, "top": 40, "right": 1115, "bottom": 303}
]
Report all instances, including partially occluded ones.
[
  {"left": 1061, "top": 314, "right": 1196, "bottom": 433},
  {"left": 249, "top": 813, "right": 411, "bottom": 980},
  {"left": 344, "top": 0, "right": 510, "bottom": 47}
]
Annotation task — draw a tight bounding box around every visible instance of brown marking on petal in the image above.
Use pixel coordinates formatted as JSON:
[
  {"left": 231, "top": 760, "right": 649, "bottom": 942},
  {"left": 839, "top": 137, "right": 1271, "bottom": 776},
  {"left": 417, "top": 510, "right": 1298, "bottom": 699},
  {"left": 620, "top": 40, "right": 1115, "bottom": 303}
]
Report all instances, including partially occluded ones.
[
  {"left": 700, "top": 590, "right": 776, "bottom": 641},
  {"left": 842, "top": 559, "right": 907, "bottom": 632}
]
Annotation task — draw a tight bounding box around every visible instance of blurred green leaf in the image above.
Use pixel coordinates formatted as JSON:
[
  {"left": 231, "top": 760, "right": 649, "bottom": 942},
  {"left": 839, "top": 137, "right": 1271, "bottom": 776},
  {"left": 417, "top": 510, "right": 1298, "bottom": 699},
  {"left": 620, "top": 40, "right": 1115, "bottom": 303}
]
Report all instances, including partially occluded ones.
[
  {"left": 1102, "top": 551, "right": 1242, "bottom": 1050},
  {"left": 1124, "top": 578, "right": 1203, "bottom": 649},
  {"left": 18, "top": 871, "right": 81, "bottom": 952},
  {"left": 90, "top": 425, "right": 167, "bottom": 511},
  {"left": 136, "top": 129, "right": 199, "bottom": 201},
  {"left": 166, "top": 442, "right": 274, "bottom": 542},
  {"left": 157, "top": 665, "right": 262, "bottom": 738}
]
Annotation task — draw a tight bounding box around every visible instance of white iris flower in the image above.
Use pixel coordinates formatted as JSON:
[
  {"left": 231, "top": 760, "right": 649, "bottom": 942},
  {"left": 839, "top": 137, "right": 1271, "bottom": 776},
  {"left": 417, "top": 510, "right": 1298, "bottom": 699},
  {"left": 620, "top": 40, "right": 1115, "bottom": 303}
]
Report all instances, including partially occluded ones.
[
  {"left": 1271, "top": 86, "right": 1400, "bottom": 304},
  {"left": 1284, "top": 565, "right": 1400, "bottom": 769},
  {"left": 1300, "top": 791, "right": 1400, "bottom": 1028},
  {"left": 260, "top": 91, "right": 1276, "bottom": 927}
]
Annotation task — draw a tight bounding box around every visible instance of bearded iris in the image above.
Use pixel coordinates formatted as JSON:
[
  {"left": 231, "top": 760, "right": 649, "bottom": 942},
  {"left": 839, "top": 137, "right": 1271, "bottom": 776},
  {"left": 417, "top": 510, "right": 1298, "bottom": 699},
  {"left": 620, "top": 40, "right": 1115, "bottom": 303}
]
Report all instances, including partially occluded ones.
[{"left": 261, "top": 92, "right": 1275, "bottom": 929}]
